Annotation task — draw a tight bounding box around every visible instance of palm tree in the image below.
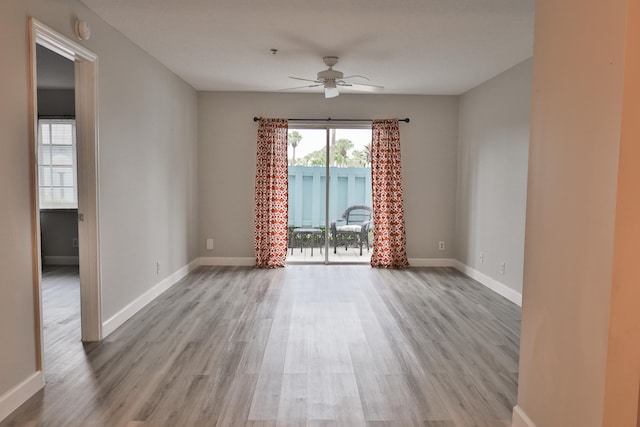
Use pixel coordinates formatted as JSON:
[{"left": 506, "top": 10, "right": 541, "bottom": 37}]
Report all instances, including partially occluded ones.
[
  {"left": 335, "top": 138, "right": 354, "bottom": 167},
  {"left": 329, "top": 128, "right": 337, "bottom": 167},
  {"left": 348, "top": 150, "right": 367, "bottom": 167},
  {"left": 304, "top": 148, "right": 326, "bottom": 166},
  {"left": 288, "top": 131, "right": 302, "bottom": 165},
  {"left": 364, "top": 143, "right": 371, "bottom": 167}
]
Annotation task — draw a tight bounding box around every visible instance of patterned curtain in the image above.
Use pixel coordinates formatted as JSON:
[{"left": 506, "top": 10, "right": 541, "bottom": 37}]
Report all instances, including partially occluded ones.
[
  {"left": 370, "top": 119, "right": 410, "bottom": 268},
  {"left": 254, "top": 118, "right": 289, "bottom": 268}
]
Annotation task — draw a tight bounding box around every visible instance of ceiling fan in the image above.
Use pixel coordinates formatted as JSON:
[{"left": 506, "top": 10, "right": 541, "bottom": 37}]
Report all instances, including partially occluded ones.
[{"left": 284, "top": 56, "right": 384, "bottom": 98}]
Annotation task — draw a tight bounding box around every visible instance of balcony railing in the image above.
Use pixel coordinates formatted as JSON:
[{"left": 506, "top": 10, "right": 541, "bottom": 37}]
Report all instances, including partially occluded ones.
[{"left": 288, "top": 165, "right": 372, "bottom": 228}]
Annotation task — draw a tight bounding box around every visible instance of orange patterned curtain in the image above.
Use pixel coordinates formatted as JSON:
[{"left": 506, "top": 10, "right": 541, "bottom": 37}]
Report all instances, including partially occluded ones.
[
  {"left": 370, "top": 119, "right": 410, "bottom": 268},
  {"left": 254, "top": 118, "right": 289, "bottom": 268}
]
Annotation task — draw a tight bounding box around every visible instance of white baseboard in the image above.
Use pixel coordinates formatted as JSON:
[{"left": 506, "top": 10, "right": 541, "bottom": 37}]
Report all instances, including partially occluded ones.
[
  {"left": 408, "top": 258, "right": 457, "bottom": 267},
  {"left": 42, "top": 255, "right": 79, "bottom": 265},
  {"left": 199, "top": 257, "right": 255, "bottom": 266},
  {"left": 0, "top": 371, "right": 44, "bottom": 422},
  {"left": 102, "top": 258, "right": 200, "bottom": 337},
  {"left": 512, "top": 405, "right": 536, "bottom": 427},
  {"left": 454, "top": 260, "right": 522, "bottom": 306}
]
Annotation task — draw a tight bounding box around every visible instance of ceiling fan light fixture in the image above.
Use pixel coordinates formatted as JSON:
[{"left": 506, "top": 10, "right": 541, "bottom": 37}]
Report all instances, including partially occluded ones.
[
  {"left": 324, "top": 79, "right": 339, "bottom": 98},
  {"left": 324, "top": 86, "right": 339, "bottom": 98}
]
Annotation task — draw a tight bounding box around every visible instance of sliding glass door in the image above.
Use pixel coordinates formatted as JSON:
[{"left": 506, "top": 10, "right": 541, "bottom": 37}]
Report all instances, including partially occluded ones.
[{"left": 287, "top": 126, "right": 372, "bottom": 264}]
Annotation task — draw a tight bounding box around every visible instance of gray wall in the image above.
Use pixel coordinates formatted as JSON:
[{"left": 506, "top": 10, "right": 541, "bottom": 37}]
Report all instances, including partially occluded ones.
[
  {"left": 0, "top": 0, "right": 198, "bottom": 399},
  {"left": 197, "top": 92, "right": 459, "bottom": 260},
  {"left": 40, "top": 211, "right": 79, "bottom": 261},
  {"left": 455, "top": 59, "right": 532, "bottom": 294},
  {"left": 37, "top": 89, "right": 75, "bottom": 117}
]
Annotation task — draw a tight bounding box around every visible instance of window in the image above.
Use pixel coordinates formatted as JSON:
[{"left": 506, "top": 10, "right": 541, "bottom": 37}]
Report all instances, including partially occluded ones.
[{"left": 38, "top": 119, "right": 77, "bottom": 209}]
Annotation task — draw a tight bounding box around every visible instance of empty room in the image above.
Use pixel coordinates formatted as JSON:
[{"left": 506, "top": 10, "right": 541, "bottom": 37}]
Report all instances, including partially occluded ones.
[{"left": 1, "top": 1, "right": 638, "bottom": 427}]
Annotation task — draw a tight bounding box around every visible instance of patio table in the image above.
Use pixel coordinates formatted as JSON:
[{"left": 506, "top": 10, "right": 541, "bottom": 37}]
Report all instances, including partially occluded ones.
[{"left": 290, "top": 228, "right": 323, "bottom": 257}]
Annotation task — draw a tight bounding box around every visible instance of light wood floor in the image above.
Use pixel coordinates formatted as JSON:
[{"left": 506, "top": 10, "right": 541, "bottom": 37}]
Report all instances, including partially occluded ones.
[
  {"left": 287, "top": 246, "right": 372, "bottom": 263},
  {"left": 1, "top": 265, "right": 520, "bottom": 427}
]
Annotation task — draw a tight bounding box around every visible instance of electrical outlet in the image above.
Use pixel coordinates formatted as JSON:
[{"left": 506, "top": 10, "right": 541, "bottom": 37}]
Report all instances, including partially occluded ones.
[
  {"left": 500, "top": 261, "right": 506, "bottom": 275},
  {"left": 480, "top": 252, "right": 484, "bottom": 263},
  {"left": 438, "top": 241, "right": 445, "bottom": 251},
  {"left": 206, "top": 238, "right": 214, "bottom": 250},
  {"left": 156, "top": 261, "right": 160, "bottom": 275},
  {"left": 72, "top": 238, "right": 79, "bottom": 248}
]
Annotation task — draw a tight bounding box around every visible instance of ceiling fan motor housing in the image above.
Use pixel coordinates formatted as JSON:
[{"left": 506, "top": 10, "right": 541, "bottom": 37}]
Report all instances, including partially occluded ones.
[
  {"left": 317, "top": 69, "right": 343, "bottom": 81},
  {"left": 318, "top": 56, "right": 343, "bottom": 81}
]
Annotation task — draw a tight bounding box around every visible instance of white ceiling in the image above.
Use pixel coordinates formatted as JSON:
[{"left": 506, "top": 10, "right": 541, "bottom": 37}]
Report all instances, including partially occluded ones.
[{"left": 80, "top": 0, "right": 535, "bottom": 95}]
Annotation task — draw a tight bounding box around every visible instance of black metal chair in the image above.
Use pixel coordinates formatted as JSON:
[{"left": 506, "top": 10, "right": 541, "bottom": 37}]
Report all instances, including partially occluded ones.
[{"left": 330, "top": 205, "right": 372, "bottom": 256}]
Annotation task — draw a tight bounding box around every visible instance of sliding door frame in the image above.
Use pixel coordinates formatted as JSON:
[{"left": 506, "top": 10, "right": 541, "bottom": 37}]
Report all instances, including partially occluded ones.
[{"left": 287, "top": 123, "right": 371, "bottom": 264}]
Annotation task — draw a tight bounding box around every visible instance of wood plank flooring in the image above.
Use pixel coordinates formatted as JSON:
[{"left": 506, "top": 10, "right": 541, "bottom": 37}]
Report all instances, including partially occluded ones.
[{"left": 1, "top": 265, "right": 520, "bottom": 427}]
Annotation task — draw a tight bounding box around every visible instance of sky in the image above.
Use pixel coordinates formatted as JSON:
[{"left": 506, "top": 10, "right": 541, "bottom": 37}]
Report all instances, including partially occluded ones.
[{"left": 288, "top": 128, "right": 372, "bottom": 158}]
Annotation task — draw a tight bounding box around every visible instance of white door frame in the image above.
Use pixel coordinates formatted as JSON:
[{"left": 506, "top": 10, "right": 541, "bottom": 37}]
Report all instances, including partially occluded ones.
[{"left": 29, "top": 18, "right": 102, "bottom": 366}]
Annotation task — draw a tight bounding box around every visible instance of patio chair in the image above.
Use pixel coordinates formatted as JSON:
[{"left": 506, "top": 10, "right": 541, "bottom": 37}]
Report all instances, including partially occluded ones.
[{"left": 331, "top": 205, "right": 372, "bottom": 256}]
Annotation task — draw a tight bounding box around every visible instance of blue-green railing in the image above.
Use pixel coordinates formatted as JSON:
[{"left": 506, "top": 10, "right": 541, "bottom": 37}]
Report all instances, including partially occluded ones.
[{"left": 288, "top": 166, "right": 372, "bottom": 228}]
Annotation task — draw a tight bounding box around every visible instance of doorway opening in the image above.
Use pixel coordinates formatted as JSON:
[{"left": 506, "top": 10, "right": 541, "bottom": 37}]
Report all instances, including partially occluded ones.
[
  {"left": 29, "top": 19, "right": 102, "bottom": 375},
  {"left": 35, "top": 44, "right": 84, "bottom": 377},
  {"left": 286, "top": 126, "right": 373, "bottom": 264}
]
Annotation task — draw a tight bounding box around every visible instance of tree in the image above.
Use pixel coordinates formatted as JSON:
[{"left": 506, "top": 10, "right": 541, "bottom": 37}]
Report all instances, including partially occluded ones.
[
  {"left": 288, "top": 131, "right": 302, "bottom": 165},
  {"left": 334, "top": 138, "right": 354, "bottom": 167},
  {"left": 303, "top": 148, "right": 326, "bottom": 166},
  {"left": 329, "top": 128, "right": 337, "bottom": 167},
  {"left": 364, "top": 143, "right": 371, "bottom": 167},
  {"left": 348, "top": 149, "right": 367, "bottom": 167}
]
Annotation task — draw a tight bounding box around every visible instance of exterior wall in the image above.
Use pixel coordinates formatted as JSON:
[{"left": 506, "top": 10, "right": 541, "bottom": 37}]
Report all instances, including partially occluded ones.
[{"left": 455, "top": 59, "right": 532, "bottom": 296}]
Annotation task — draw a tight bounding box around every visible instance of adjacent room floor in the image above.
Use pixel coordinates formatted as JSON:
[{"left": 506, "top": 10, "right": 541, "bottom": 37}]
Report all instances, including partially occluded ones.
[
  {"left": 40, "top": 265, "right": 84, "bottom": 386},
  {"left": 1, "top": 265, "right": 520, "bottom": 426}
]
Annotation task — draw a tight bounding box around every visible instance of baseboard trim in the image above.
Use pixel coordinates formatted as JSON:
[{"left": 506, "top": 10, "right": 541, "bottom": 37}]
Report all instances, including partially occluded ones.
[
  {"left": 102, "top": 258, "right": 200, "bottom": 337},
  {"left": 0, "top": 371, "right": 44, "bottom": 422},
  {"left": 42, "top": 255, "right": 79, "bottom": 265},
  {"left": 408, "top": 258, "right": 457, "bottom": 267},
  {"left": 512, "top": 405, "right": 536, "bottom": 427},
  {"left": 454, "top": 261, "right": 522, "bottom": 306},
  {"left": 199, "top": 257, "right": 255, "bottom": 266}
]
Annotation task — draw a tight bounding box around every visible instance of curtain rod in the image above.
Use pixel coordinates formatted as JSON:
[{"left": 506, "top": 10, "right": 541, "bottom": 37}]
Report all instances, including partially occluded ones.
[{"left": 253, "top": 116, "right": 410, "bottom": 123}]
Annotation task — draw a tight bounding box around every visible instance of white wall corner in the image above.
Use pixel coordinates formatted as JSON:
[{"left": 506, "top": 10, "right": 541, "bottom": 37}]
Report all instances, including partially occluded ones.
[
  {"left": 454, "top": 260, "right": 522, "bottom": 306},
  {"left": 199, "top": 257, "right": 255, "bottom": 266},
  {"left": 0, "top": 371, "right": 44, "bottom": 422},
  {"left": 512, "top": 405, "right": 536, "bottom": 427},
  {"left": 102, "top": 258, "right": 200, "bottom": 337},
  {"left": 408, "top": 258, "right": 458, "bottom": 267}
]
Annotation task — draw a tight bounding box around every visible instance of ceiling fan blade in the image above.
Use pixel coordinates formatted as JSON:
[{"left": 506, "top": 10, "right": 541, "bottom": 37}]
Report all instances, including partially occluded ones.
[
  {"left": 289, "top": 76, "right": 320, "bottom": 83},
  {"left": 349, "top": 82, "right": 385, "bottom": 93},
  {"left": 342, "top": 74, "right": 370, "bottom": 81},
  {"left": 324, "top": 86, "right": 340, "bottom": 98},
  {"left": 279, "top": 84, "right": 323, "bottom": 91}
]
